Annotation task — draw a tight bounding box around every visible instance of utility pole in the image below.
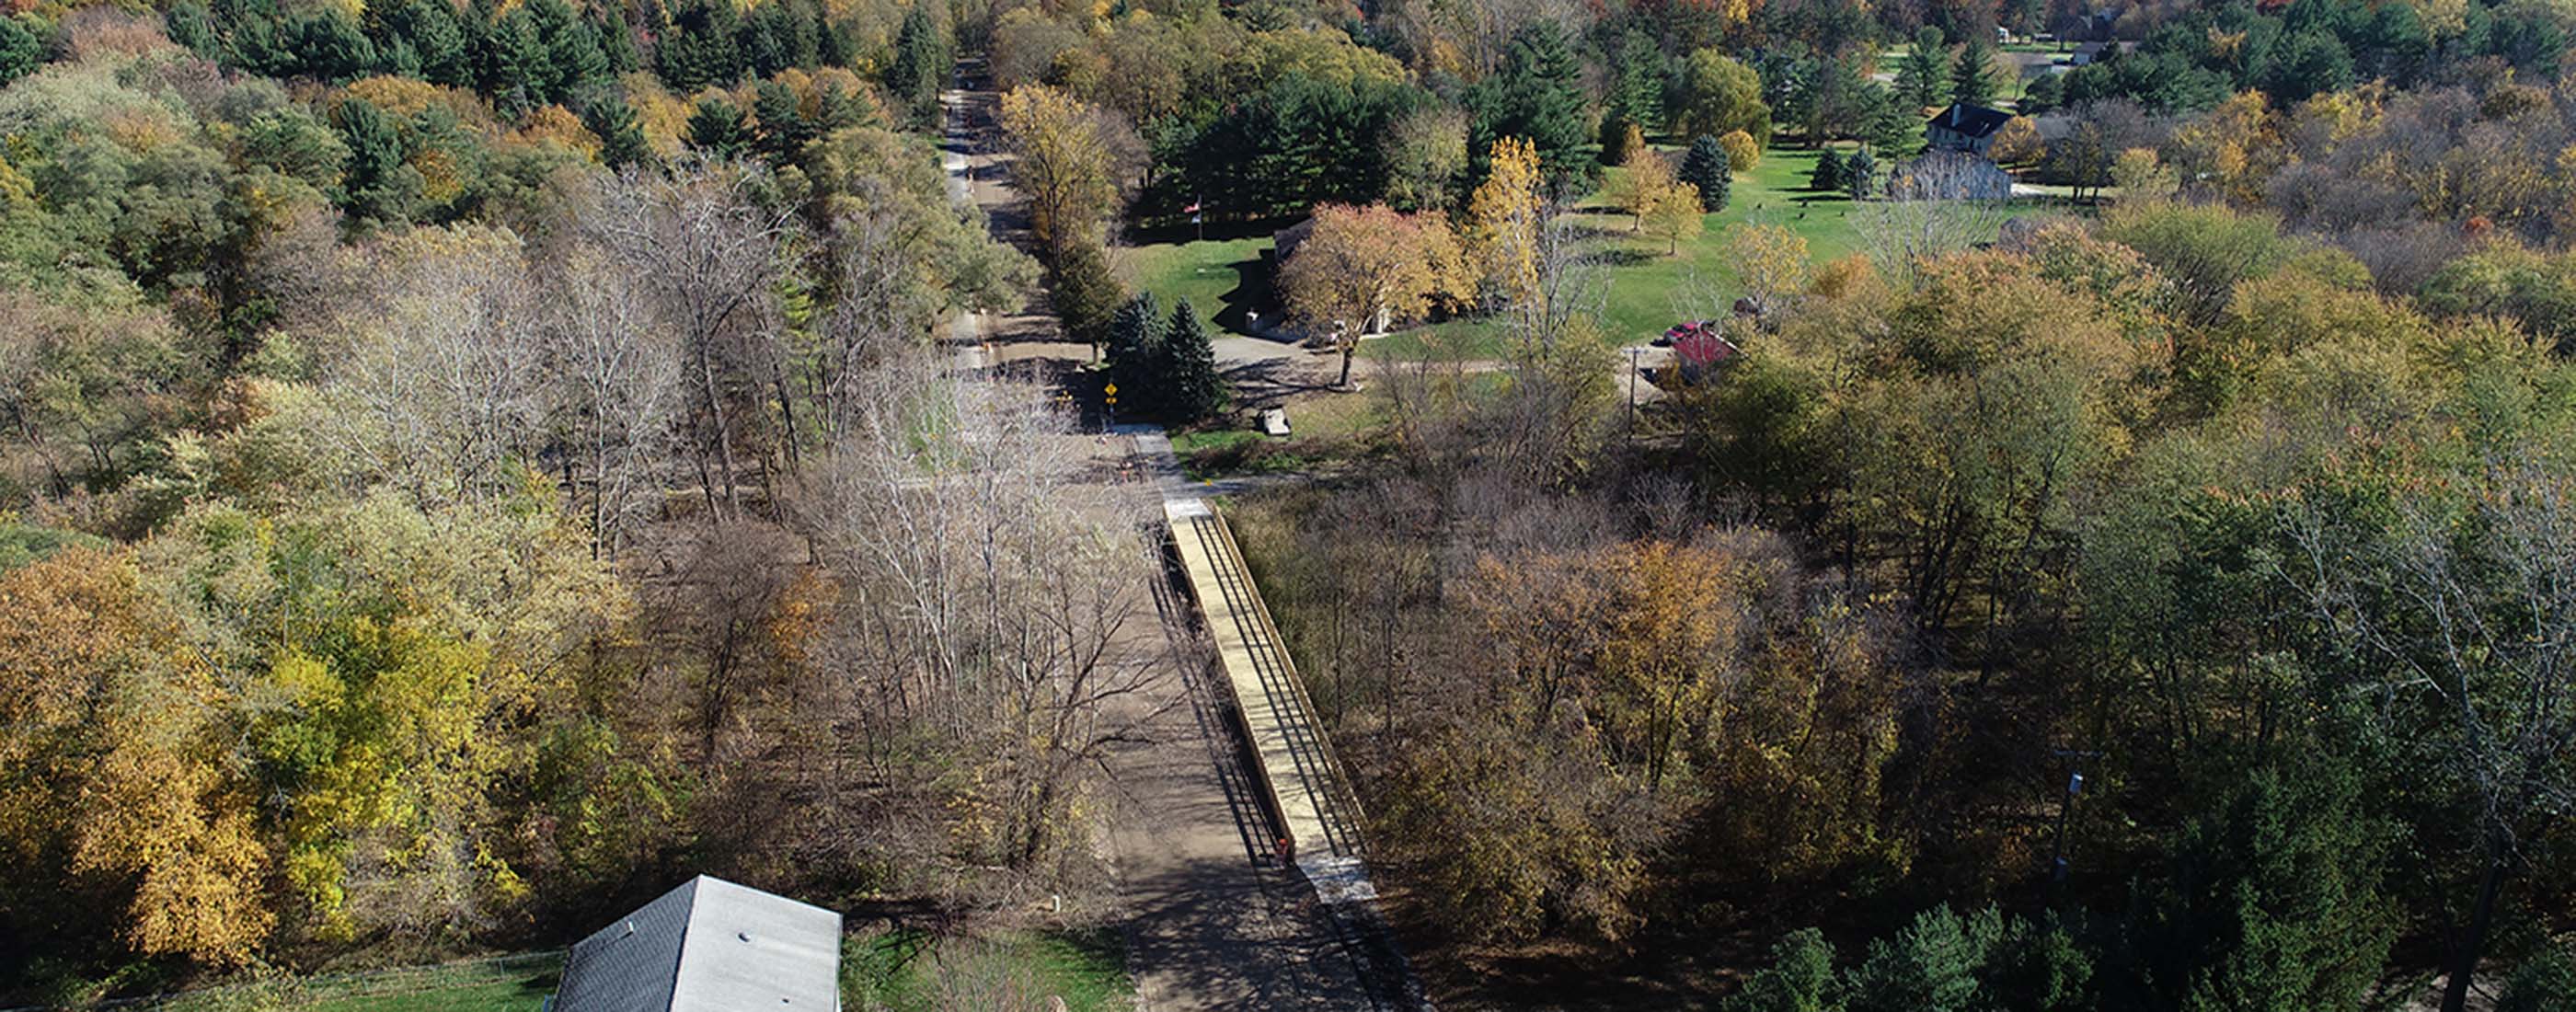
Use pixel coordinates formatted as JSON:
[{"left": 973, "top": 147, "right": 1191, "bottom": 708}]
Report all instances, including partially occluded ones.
[
  {"left": 1625, "top": 346, "right": 1647, "bottom": 443},
  {"left": 2048, "top": 748, "right": 2103, "bottom": 901}
]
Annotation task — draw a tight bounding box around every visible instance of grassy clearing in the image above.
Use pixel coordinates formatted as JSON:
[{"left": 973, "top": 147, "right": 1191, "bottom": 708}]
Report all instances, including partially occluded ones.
[
  {"left": 145, "top": 955, "right": 559, "bottom": 1012},
  {"left": 1125, "top": 144, "right": 2053, "bottom": 362},
  {"left": 1118, "top": 236, "right": 1275, "bottom": 334},
  {"left": 1171, "top": 388, "right": 1377, "bottom": 479},
  {"left": 843, "top": 927, "right": 1132, "bottom": 1012}
]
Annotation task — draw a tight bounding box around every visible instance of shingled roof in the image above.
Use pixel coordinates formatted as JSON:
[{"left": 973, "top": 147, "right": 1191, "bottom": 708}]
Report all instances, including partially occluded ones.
[
  {"left": 552, "top": 876, "right": 843, "bottom": 1012},
  {"left": 1928, "top": 103, "right": 2014, "bottom": 139}
]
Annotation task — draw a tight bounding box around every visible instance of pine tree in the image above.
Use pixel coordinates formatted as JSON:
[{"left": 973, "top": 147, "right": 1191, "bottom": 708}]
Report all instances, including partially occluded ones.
[
  {"left": 1680, "top": 134, "right": 1731, "bottom": 212},
  {"left": 1895, "top": 27, "right": 1949, "bottom": 109},
  {"left": 0, "top": 14, "right": 43, "bottom": 86},
  {"left": 1161, "top": 299, "right": 1227, "bottom": 423},
  {"left": 594, "top": 8, "right": 637, "bottom": 73},
  {"left": 751, "top": 79, "right": 811, "bottom": 166},
  {"left": 1106, "top": 292, "right": 1169, "bottom": 416},
  {"left": 1843, "top": 145, "right": 1877, "bottom": 199},
  {"left": 408, "top": 0, "right": 472, "bottom": 87},
  {"left": 1607, "top": 30, "right": 1664, "bottom": 131},
  {"left": 685, "top": 96, "right": 750, "bottom": 157},
  {"left": 583, "top": 95, "right": 650, "bottom": 168},
  {"left": 526, "top": 0, "right": 608, "bottom": 96},
  {"left": 739, "top": 3, "right": 791, "bottom": 77},
  {"left": 1049, "top": 241, "right": 1127, "bottom": 353},
  {"left": 886, "top": 5, "right": 948, "bottom": 129},
  {"left": 1475, "top": 20, "right": 1590, "bottom": 186},
  {"left": 653, "top": 0, "right": 741, "bottom": 91},
  {"left": 1721, "top": 928, "right": 1840, "bottom": 1012},
  {"left": 1598, "top": 116, "right": 1643, "bottom": 167},
  {"left": 1951, "top": 41, "right": 1996, "bottom": 109},
  {"left": 813, "top": 3, "right": 851, "bottom": 66},
  {"left": 487, "top": 9, "right": 550, "bottom": 110},
  {"left": 1810, "top": 148, "right": 1845, "bottom": 192},
  {"left": 333, "top": 98, "right": 420, "bottom": 224}
]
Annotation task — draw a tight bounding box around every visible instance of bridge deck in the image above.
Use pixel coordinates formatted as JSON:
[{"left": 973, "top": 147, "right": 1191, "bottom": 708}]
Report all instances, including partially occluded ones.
[{"left": 1163, "top": 499, "right": 1371, "bottom": 896}]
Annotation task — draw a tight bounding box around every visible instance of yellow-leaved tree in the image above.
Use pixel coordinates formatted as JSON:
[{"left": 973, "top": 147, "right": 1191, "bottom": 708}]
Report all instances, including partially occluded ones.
[
  {"left": 995, "top": 84, "right": 1124, "bottom": 254},
  {"left": 1466, "top": 135, "right": 1547, "bottom": 312},
  {"left": 1277, "top": 202, "right": 1469, "bottom": 386},
  {"left": 0, "top": 546, "right": 273, "bottom": 966}
]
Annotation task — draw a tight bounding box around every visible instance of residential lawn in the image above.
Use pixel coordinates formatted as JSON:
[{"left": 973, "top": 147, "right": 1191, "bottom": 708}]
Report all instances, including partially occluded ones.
[
  {"left": 147, "top": 955, "right": 560, "bottom": 1012},
  {"left": 1127, "top": 143, "right": 2055, "bottom": 362},
  {"left": 1386, "top": 144, "right": 1884, "bottom": 358},
  {"left": 1118, "top": 236, "right": 1275, "bottom": 334},
  {"left": 1171, "top": 388, "right": 1377, "bottom": 479},
  {"left": 843, "top": 927, "right": 1132, "bottom": 1012}
]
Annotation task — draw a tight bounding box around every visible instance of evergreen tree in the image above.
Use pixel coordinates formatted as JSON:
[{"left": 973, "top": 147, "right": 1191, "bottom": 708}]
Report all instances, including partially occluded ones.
[
  {"left": 593, "top": 8, "right": 636, "bottom": 73},
  {"left": 1471, "top": 20, "right": 1590, "bottom": 186},
  {"left": 885, "top": 5, "right": 948, "bottom": 129},
  {"left": 1844, "top": 145, "right": 1877, "bottom": 199},
  {"left": 291, "top": 8, "right": 379, "bottom": 81},
  {"left": 0, "top": 15, "right": 41, "bottom": 86},
  {"left": 332, "top": 98, "right": 421, "bottom": 225},
  {"left": 582, "top": 95, "right": 650, "bottom": 168},
  {"left": 811, "top": 80, "right": 871, "bottom": 132},
  {"left": 813, "top": 3, "right": 851, "bottom": 66},
  {"left": 654, "top": 0, "right": 741, "bottom": 91},
  {"left": 778, "top": 0, "right": 821, "bottom": 67},
  {"left": 739, "top": 3, "right": 791, "bottom": 77},
  {"left": 1680, "top": 134, "right": 1731, "bottom": 212},
  {"left": 1048, "top": 242, "right": 1126, "bottom": 352},
  {"left": 164, "top": 1, "right": 221, "bottom": 58},
  {"left": 487, "top": 9, "right": 551, "bottom": 110},
  {"left": 686, "top": 96, "right": 751, "bottom": 158},
  {"left": 1951, "top": 41, "right": 1997, "bottom": 108},
  {"left": 1810, "top": 148, "right": 1844, "bottom": 191},
  {"left": 403, "top": 0, "right": 472, "bottom": 87},
  {"left": 1608, "top": 30, "right": 1664, "bottom": 132},
  {"left": 1895, "top": 27, "right": 1949, "bottom": 109},
  {"left": 2498, "top": 951, "right": 2576, "bottom": 1012},
  {"left": 1105, "top": 292, "right": 1168, "bottom": 416},
  {"left": 751, "top": 79, "right": 811, "bottom": 166},
  {"left": 1598, "top": 116, "right": 1642, "bottom": 166},
  {"left": 1846, "top": 906, "right": 2002, "bottom": 1012},
  {"left": 2019, "top": 71, "right": 2064, "bottom": 115},
  {"left": 525, "top": 0, "right": 607, "bottom": 97},
  {"left": 1721, "top": 928, "right": 1841, "bottom": 1012},
  {"left": 1161, "top": 300, "right": 1227, "bottom": 423},
  {"left": 2127, "top": 764, "right": 2398, "bottom": 1012}
]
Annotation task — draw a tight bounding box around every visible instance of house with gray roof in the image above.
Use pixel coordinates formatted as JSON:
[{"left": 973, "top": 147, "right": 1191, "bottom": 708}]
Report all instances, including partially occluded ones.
[{"left": 549, "top": 875, "right": 843, "bottom": 1012}]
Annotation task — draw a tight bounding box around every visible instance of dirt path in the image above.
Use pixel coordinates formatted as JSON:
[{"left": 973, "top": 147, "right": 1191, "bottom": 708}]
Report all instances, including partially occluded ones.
[{"left": 939, "top": 63, "right": 1396, "bottom": 1011}]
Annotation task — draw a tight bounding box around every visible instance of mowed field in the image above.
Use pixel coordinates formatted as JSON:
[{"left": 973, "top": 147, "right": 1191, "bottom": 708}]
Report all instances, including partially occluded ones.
[
  {"left": 132, "top": 929, "right": 1130, "bottom": 1012},
  {"left": 1122, "top": 143, "right": 1920, "bottom": 360}
]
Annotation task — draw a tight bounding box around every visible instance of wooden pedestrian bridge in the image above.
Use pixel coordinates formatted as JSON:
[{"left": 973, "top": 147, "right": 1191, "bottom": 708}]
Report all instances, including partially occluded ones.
[{"left": 1161, "top": 496, "right": 1378, "bottom": 904}]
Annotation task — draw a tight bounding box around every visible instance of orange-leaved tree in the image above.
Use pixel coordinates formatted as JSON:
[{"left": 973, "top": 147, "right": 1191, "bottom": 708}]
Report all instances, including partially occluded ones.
[{"left": 1276, "top": 202, "right": 1468, "bottom": 386}]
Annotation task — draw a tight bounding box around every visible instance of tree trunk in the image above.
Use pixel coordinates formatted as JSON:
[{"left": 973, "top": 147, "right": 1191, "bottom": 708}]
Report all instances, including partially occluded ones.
[
  {"left": 695, "top": 340, "right": 740, "bottom": 518},
  {"left": 2441, "top": 834, "right": 2511, "bottom": 1012}
]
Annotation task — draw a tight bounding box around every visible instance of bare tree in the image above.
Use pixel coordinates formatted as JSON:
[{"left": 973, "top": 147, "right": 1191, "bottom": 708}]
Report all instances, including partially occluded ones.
[
  {"left": 580, "top": 160, "right": 799, "bottom": 522},
  {"left": 1854, "top": 153, "right": 2017, "bottom": 282},
  {"left": 815, "top": 361, "right": 1173, "bottom": 872},
  {"left": 545, "top": 249, "right": 682, "bottom": 558},
  {"left": 2283, "top": 463, "right": 2576, "bottom": 1012},
  {"left": 323, "top": 227, "right": 546, "bottom": 507}
]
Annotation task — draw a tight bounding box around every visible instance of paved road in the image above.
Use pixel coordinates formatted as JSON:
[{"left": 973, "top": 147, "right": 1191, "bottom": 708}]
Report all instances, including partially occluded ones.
[{"left": 938, "top": 64, "right": 1398, "bottom": 1011}]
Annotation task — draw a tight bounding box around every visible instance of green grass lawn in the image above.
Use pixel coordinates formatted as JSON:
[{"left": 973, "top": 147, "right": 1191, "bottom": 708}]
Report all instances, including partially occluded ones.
[
  {"left": 843, "top": 927, "right": 1132, "bottom": 1012},
  {"left": 1126, "top": 143, "right": 2053, "bottom": 362},
  {"left": 1119, "top": 236, "right": 1275, "bottom": 334},
  {"left": 147, "top": 955, "right": 559, "bottom": 1012}
]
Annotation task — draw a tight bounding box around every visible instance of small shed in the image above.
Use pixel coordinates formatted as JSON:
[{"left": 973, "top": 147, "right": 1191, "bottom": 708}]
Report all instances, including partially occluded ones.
[
  {"left": 1926, "top": 103, "right": 2014, "bottom": 155},
  {"left": 550, "top": 876, "right": 843, "bottom": 1012}
]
